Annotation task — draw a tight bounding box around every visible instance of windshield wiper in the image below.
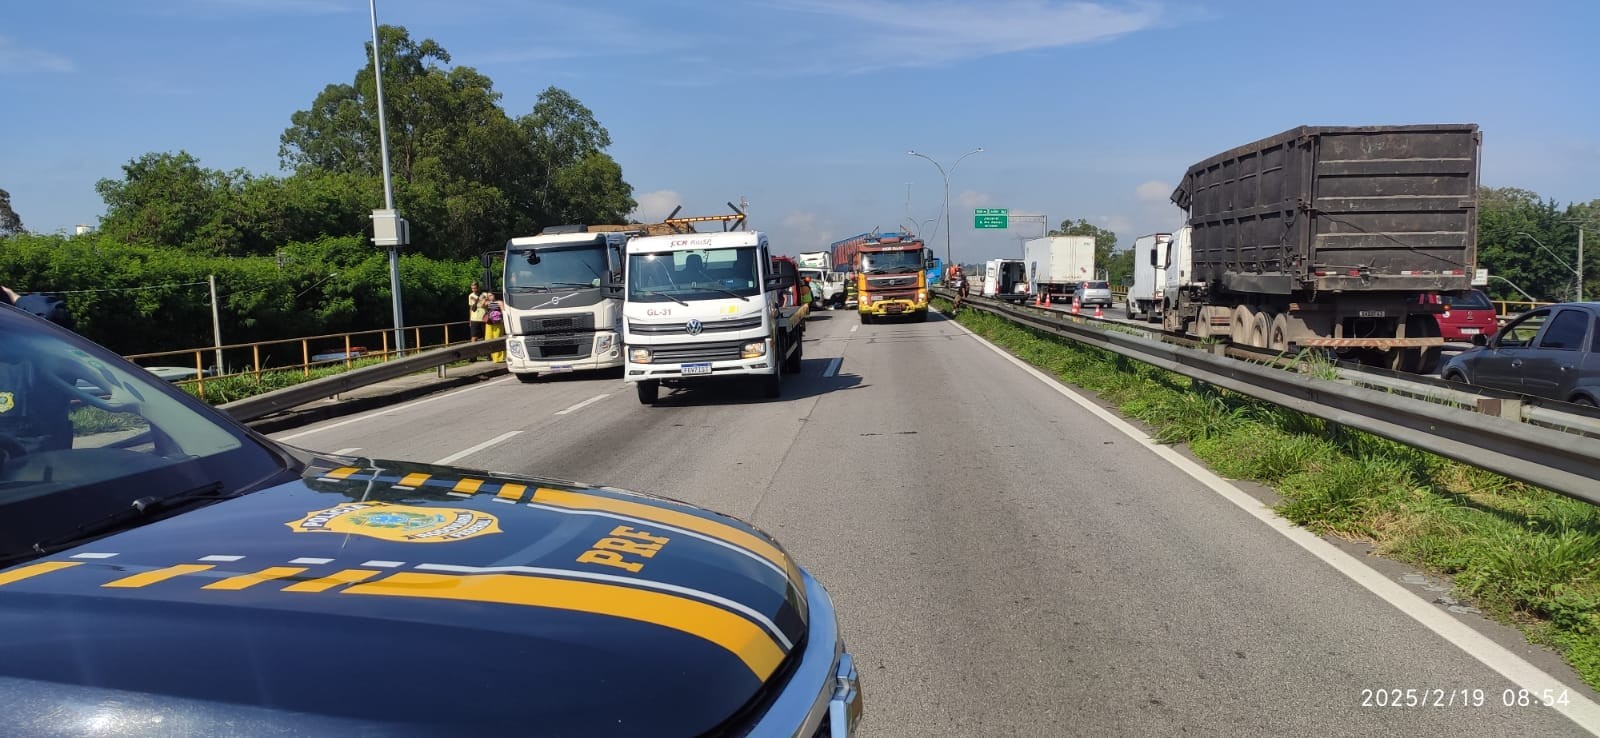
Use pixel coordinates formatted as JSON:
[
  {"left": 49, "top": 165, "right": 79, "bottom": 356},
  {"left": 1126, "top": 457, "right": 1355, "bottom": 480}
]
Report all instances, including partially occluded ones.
[
  {"left": 548, "top": 282, "right": 596, "bottom": 289},
  {"left": 508, "top": 286, "right": 549, "bottom": 293},
  {"left": 698, "top": 286, "right": 749, "bottom": 302},
  {"left": 633, "top": 288, "right": 689, "bottom": 306},
  {"left": 7, "top": 482, "right": 234, "bottom": 563}
]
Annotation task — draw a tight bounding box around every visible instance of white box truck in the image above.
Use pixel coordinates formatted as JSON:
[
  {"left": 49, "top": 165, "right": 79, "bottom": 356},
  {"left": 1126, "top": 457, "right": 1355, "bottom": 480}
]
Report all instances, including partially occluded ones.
[
  {"left": 623, "top": 230, "right": 805, "bottom": 403},
  {"left": 1125, "top": 232, "right": 1171, "bottom": 322},
  {"left": 1022, "top": 236, "right": 1095, "bottom": 303}
]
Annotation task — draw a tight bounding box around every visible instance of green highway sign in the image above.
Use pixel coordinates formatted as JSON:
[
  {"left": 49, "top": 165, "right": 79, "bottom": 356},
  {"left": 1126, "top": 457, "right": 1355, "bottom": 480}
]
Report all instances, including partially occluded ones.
[{"left": 974, "top": 208, "right": 1008, "bottom": 229}]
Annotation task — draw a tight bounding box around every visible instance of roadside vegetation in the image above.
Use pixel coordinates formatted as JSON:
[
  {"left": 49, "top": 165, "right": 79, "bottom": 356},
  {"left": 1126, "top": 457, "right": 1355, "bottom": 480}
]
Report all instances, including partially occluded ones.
[{"left": 941, "top": 300, "right": 1600, "bottom": 691}]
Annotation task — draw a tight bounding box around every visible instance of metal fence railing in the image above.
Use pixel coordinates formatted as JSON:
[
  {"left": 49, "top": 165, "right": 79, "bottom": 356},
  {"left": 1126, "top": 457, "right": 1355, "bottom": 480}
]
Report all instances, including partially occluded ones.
[{"left": 937, "top": 288, "right": 1600, "bottom": 506}]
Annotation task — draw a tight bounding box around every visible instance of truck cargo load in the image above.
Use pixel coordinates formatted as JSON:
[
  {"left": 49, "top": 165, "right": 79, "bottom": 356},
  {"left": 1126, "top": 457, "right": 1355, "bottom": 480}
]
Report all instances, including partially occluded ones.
[{"left": 1161, "top": 124, "right": 1481, "bottom": 374}]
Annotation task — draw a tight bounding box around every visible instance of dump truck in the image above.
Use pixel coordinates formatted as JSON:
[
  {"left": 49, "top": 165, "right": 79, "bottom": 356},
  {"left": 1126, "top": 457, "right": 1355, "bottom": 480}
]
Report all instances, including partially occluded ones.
[
  {"left": 830, "top": 231, "right": 933, "bottom": 323},
  {"left": 1162, "top": 124, "right": 1480, "bottom": 373}
]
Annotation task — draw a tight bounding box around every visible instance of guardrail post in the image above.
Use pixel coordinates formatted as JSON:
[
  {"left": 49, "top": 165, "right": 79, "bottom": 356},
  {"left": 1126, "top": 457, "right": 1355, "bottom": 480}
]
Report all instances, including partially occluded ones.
[
  {"left": 253, "top": 345, "right": 261, "bottom": 382},
  {"left": 302, "top": 340, "right": 310, "bottom": 378},
  {"left": 343, "top": 335, "right": 353, "bottom": 368},
  {"left": 1475, "top": 397, "right": 1523, "bottom": 421},
  {"left": 194, "top": 351, "right": 206, "bottom": 400},
  {"left": 381, "top": 331, "right": 390, "bottom": 360}
]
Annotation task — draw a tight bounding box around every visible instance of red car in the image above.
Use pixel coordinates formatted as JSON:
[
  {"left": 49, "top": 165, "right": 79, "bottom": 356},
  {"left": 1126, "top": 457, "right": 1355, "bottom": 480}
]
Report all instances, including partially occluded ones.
[{"left": 1419, "top": 289, "right": 1498, "bottom": 342}]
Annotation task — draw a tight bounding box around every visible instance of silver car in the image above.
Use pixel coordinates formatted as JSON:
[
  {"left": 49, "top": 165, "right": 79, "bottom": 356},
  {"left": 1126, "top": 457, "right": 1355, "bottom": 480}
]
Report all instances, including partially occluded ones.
[
  {"left": 1439, "top": 302, "right": 1600, "bottom": 407},
  {"left": 1076, "top": 280, "right": 1113, "bottom": 307}
]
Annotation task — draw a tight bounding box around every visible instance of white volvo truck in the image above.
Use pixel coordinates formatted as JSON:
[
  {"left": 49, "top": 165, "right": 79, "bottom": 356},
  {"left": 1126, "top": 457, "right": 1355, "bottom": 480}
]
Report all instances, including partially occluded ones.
[
  {"left": 622, "top": 230, "right": 804, "bottom": 404},
  {"left": 501, "top": 228, "right": 628, "bottom": 382}
]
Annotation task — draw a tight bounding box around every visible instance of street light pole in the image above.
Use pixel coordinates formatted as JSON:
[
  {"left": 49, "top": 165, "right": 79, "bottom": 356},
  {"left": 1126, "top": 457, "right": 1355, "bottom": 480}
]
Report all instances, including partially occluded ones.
[
  {"left": 370, "top": 0, "right": 407, "bottom": 354},
  {"left": 908, "top": 147, "right": 983, "bottom": 270},
  {"left": 1517, "top": 231, "right": 1582, "bottom": 302}
]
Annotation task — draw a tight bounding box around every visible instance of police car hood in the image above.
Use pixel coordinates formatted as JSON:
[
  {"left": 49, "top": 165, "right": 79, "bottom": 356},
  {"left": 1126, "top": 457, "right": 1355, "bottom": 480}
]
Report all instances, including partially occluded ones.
[{"left": 0, "top": 457, "right": 808, "bottom": 736}]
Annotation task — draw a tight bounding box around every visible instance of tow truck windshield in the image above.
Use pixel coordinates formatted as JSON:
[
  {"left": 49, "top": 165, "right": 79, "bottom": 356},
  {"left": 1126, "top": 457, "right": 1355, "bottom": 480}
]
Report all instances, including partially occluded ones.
[{"left": 628, "top": 247, "right": 762, "bottom": 302}]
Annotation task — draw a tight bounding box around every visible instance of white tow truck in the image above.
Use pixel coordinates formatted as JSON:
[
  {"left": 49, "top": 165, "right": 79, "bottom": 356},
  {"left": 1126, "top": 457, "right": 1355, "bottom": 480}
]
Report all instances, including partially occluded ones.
[
  {"left": 622, "top": 230, "right": 805, "bottom": 404},
  {"left": 500, "top": 227, "right": 629, "bottom": 382}
]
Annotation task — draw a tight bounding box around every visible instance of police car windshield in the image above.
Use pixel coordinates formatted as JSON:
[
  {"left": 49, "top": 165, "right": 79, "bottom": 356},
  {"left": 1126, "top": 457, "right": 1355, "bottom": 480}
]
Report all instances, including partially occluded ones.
[{"left": 0, "top": 307, "right": 291, "bottom": 562}]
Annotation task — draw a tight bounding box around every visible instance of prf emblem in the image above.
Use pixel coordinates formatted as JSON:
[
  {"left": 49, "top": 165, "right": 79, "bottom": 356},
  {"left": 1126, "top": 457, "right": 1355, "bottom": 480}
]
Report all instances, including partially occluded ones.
[
  {"left": 287, "top": 502, "right": 501, "bottom": 543},
  {"left": 0, "top": 392, "right": 13, "bottom": 414}
]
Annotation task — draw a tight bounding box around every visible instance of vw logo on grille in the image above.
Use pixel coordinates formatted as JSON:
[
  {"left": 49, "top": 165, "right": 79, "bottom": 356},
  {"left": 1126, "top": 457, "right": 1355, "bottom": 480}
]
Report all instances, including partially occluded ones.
[{"left": 685, "top": 319, "right": 704, "bottom": 335}]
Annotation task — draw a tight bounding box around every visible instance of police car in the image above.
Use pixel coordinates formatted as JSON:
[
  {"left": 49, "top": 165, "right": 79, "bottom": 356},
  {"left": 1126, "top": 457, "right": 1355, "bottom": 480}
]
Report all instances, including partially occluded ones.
[{"left": 0, "top": 302, "right": 862, "bottom": 736}]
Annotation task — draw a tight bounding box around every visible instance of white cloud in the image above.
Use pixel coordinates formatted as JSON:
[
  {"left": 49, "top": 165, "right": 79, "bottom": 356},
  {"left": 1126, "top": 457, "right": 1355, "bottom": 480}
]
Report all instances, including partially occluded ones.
[
  {"left": 0, "top": 36, "right": 72, "bottom": 74},
  {"left": 1096, "top": 214, "right": 1133, "bottom": 234},
  {"left": 774, "top": 0, "right": 1162, "bottom": 73},
  {"left": 630, "top": 190, "right": 683, "bottom": 223},
  {"left": 1135, "top": 180, "right": 1170, "bottom": 203},
  {"left": 957, "top": 190, "right": 993, "bottom": 209}
]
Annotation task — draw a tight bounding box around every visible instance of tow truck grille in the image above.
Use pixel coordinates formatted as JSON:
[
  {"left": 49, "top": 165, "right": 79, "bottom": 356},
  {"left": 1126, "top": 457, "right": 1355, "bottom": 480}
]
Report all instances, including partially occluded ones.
[
  {"left": 629, "top": 316, "right": 763, "bottom": 335},
  {"left": 647, "top": 340, "right": 746, "bottom": 363}
]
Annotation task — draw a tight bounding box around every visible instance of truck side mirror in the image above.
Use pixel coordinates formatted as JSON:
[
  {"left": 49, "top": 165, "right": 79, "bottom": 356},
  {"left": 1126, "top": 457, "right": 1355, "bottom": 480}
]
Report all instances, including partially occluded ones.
[
  {"left": 606, "top": 281, "right": 624, "bottom": 295},
  {"left": 765, "top": 275, "right": 795, "bottom": 290}
]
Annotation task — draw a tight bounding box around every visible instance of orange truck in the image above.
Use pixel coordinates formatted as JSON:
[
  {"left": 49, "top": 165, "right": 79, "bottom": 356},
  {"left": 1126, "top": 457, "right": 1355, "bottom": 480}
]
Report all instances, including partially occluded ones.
[{"left": 829, "top": 231, "right": 933, "bottom": 323}]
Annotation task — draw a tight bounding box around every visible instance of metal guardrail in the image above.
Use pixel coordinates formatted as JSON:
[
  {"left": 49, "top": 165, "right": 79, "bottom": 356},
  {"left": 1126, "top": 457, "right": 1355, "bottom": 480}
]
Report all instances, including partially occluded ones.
[
  {"left": 939, "top": 289, "right": 1600, "bottom": 505},
  {"left": 219, "top": 338, "right": 504, "bottom": 422}
]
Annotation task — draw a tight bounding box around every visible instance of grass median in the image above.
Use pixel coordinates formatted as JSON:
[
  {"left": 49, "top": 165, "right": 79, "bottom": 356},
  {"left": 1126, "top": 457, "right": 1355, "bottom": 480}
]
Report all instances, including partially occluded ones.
[{"left": 939, "top": 299, "right": 1600, "bottom": 691}]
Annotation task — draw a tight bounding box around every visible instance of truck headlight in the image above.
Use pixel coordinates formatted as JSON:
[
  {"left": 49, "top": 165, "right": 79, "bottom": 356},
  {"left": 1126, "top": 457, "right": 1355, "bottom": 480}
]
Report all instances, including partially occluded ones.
[
  {"left": 630, "top": 347, "right": 652, "bottom": 364},
  {"left": 595, "top": 334, "right": 615, "bottom": 352},
  {"left": 508, "top": 339, "right": 526, "bottom": 359},
  {"left": 918, "top": 290, "right": 927, "bottom": 302},
  {"left": 741, "top": 340, "right": 767, "bottom": 359}
]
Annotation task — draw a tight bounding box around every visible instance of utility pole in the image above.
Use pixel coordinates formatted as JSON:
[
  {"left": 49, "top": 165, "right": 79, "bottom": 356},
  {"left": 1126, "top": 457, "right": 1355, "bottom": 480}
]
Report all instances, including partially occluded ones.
[{"left": 208, "top": 274, "right": 223, "bottom": 373}]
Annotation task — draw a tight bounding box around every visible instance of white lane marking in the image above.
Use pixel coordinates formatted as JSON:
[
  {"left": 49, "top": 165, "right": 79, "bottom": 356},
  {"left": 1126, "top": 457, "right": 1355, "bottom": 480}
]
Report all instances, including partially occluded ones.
[
  {"left": 200, "top": 555, "right": 244, "bottom": 562},
  {"left": 446, "top": 491, "right": 474, "bottom": 498},
  {"left": 71, "top": 552, "right": 118, "bottom": 559},
  {"left": 275, "top": 376, "right": 517, "bottom": 442},
  {"left": 432, "top": 430, "right": 523, "bottom": 465},
  {"left": 414, "top": 563, "right": 793, "bottom": 650},
  {"left": 823, "top": 357, "right": 842, "bottom": 378},
  {"left": 556, "top": 393, "right": 610, "bottom": 416},
  {"left": 956, "top": 320, "right": 1600, "bottom": 733},
  {"left": 331, "top": 447, "right": 361, "bottom": 456},
  {"left": 363, "top": 560, "right": 405, "bottom": 569},
  {"left": 849, "top": 325, "right": 859, "bottom": 333},
  {"left": 290, "top": 557, "right": 334, "bottom": 565}
]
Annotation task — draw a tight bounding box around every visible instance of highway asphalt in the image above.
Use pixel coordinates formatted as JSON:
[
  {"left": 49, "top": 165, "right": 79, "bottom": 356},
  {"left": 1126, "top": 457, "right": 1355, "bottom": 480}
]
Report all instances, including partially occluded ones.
[{"left": 268, "top": 307, "right": 1597, "bottom": 736}]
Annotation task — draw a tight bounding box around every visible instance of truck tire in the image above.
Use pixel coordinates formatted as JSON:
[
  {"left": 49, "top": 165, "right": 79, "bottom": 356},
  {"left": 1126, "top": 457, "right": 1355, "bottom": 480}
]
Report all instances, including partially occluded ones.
[
  {"left": 914, "top": 310, "right": 928, "bottom": 323},
  {"left": 783, "top": 332, "right": 803, "bottom": 373},
  {"left": 762, "top": 364, "right": 782, "bottom": 399},
  {"left": 860, "top": 312, "right": 872, "bottom": 325},
  {"left": 516, "top": 373, "right": 540, "bottom": 384},
  {"left": 636, "top": 380, "right": 659, "bottom": 405},
  {"left": 1230, "top": 305, "right": 1256, "bottom": 345},
  {"left": 1249, "top": 311, "right": 1272, "bottom": 348},
  {"left": 1267, "top": 312, "right": 1290, "bottom": 352}
]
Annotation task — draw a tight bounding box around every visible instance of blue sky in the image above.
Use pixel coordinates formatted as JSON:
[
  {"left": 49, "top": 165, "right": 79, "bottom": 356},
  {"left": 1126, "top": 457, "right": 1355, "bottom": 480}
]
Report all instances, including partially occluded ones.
[{"left": 4, "top": 0, "right": 1597, "bottom": 264}]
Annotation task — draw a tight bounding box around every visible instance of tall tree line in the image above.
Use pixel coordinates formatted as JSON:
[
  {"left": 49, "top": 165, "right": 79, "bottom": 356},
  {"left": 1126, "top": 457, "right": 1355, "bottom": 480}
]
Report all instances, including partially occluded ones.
[{"left": 0, "top": 25, "right": 636, "bottom": 354}]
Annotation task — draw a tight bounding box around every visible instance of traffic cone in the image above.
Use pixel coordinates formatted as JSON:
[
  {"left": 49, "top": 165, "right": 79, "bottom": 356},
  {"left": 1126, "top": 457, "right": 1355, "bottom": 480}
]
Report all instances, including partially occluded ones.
[
  {"left": 1094, "top": 304, "right": 1104, "bottom": 318},
  {"left": 1071, "top": 295, "right": 1081, "bottom": 314}
]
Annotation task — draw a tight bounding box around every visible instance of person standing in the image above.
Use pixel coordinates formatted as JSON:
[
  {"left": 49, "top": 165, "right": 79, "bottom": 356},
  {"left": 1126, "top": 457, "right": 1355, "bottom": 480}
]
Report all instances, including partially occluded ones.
[
  {"left": 481, "top": 290, "right": 505, "bottom": 363},
  {"left": 467, "top": 281, "right": 486, "bottom": 342}
]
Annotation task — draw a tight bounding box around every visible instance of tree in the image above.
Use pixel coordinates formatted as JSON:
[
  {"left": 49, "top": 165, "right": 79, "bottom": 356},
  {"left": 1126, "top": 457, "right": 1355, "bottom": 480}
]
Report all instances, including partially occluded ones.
[
  {"left": 0, "top": 188, "right": 24, "bottom": 236},
  {"left": 279, "top": 25, "right": 532, "bottom": 259},
  {"left": 516, "top": 87, "right": 633, "bottom": 226},
  {"left": 96, "top": 151, "right": 240, "bottom": 254},
  {"left": 1476, "top": 187, "right": 1571, "bottom": 302},
  {"left": 1051, "top": 217, "right": 1118, "bottom": 279}
]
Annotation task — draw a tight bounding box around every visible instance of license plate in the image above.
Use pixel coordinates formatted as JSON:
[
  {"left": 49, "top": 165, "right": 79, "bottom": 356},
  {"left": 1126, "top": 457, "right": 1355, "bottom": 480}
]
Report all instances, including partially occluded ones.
[
  {"left": 681, "top": 362, "right": 712, "bottom": 375},
  {"left": 886, "top": 305, "right": 903, "bottom": 313},
  {"left": 1358, "top": 310, "right": 1386, "bottom": 318},
  {"left": 1460, "top": 328, "right": 1480, "bottom": 335}
]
